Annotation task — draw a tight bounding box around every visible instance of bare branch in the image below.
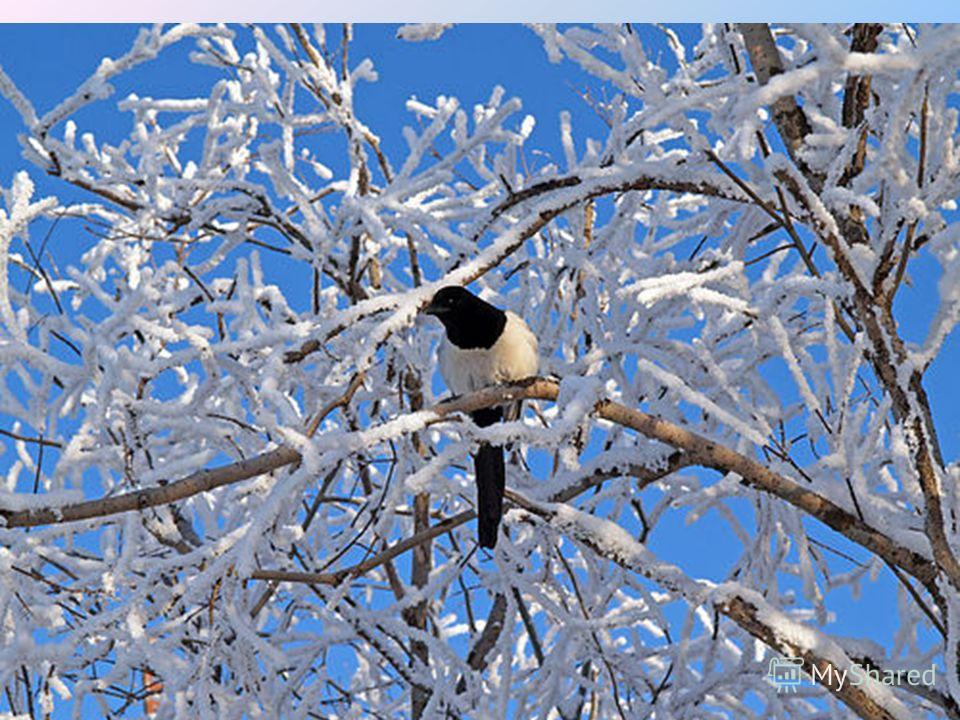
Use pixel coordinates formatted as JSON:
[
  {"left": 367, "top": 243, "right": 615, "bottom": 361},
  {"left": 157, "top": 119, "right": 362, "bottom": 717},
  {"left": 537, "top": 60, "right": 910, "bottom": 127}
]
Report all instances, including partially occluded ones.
[{"left": 738, "top": 24, "right": 823, "bottom": 190}]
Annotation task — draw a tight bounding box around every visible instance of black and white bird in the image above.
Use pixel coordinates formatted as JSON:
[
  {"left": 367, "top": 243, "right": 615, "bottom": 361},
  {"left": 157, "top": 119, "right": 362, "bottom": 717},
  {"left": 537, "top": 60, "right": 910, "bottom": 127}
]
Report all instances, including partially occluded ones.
[{"left": 423, "top": 286, "right": 539, "bottom": 548}]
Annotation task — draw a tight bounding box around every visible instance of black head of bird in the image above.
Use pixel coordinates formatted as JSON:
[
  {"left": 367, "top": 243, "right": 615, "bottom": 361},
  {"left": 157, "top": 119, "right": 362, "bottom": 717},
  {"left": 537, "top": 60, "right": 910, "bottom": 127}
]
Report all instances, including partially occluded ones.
[{"left": 422, "top": 286, "right": 506, "bottom": 350}]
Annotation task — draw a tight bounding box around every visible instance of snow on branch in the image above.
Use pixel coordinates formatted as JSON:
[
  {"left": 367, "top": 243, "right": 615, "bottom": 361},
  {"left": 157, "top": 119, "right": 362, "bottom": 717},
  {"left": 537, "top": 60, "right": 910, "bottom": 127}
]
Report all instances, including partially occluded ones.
[
  {"left": 507, "top": 491, "right": 914, "bottom": 720},
  {"left": 0, "top": 23, "right": 956, "bottom": 719}
]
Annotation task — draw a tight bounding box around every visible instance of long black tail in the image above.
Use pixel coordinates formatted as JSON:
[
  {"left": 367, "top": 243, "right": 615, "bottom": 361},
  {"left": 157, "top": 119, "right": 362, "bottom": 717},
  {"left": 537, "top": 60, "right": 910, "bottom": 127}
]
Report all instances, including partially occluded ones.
[{"left": 471, "top": 407, "right": 504, "bottom": 549}]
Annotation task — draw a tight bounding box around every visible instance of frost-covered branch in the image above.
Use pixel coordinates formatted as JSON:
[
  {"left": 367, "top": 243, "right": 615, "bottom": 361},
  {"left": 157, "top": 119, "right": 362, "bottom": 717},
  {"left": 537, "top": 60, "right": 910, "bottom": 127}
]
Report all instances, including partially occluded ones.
[
  {"left": 510, "top": 491, "right": 916, "bottom": 720},
  {"left": 4, "top": 378, "right": 929, "bottom": 592},
  {"left": 1, "top": 23, "right": 958, "bottom": 719}
]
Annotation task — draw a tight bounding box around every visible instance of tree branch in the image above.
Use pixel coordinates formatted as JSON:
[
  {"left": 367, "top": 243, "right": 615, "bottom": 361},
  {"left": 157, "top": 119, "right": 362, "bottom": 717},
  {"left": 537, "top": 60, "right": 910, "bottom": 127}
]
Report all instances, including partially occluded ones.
[
  {"left": 738, "top": 24, "right": 823, "bottom": 191},
  {"left": 4, "top": 379, "right": 934, "bottom": 596},
  {"left": 510, "top": 491, "right": 915, "bottom": 720}
]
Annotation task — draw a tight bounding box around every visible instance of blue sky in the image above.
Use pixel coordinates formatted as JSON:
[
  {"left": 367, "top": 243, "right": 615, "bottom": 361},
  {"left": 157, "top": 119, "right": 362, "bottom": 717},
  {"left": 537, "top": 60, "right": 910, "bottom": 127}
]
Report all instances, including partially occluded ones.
[{"left": 0, "top": 23, "right": 957, "bottom": 718}]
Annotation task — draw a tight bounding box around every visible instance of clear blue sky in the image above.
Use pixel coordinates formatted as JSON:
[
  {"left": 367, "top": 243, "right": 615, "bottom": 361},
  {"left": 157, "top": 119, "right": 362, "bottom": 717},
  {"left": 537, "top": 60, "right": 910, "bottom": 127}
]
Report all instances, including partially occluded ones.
[{"left": 0, "top": 24, "right": 957, "bottom": 718}]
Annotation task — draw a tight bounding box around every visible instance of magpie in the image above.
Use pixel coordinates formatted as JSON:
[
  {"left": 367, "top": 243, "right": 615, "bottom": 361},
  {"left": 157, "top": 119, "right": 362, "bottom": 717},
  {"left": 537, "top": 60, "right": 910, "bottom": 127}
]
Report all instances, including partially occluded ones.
[{"left": 423, "top": 286, "right": 539, "bottom": 548}]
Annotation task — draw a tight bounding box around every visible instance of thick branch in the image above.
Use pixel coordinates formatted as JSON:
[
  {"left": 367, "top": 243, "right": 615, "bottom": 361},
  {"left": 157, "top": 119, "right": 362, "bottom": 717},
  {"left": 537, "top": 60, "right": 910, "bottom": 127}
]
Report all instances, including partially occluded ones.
[
  {"left": 0, "top": 375, "right": 364, "bottom": 530},
  {"left": 3, "top": 379, "right": 934, "bottom": 594},
  {"left": 0, "top": 445, "right": 301, "bottom": 529},
  {"left": 738, "top": 24, "right": 823, "bottom": 191},
  {"left": 511, "top": 493, "right": 914, "bottom": 720},
  {"left": 721, "top": 596, "right": 908, "bottom": 720},
  {"left": 841, "top": 24, "right": 883, "bottom": 129},
  {"left": 837, "top": 23, "right": 884, "bottom": 245}
]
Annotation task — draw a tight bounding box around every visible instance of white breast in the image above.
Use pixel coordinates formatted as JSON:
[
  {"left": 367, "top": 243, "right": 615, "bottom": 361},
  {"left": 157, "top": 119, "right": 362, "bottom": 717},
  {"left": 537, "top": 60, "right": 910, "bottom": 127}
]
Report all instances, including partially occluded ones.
[{"left": 439, "top": 311, "right": 539, "bottom": 395}]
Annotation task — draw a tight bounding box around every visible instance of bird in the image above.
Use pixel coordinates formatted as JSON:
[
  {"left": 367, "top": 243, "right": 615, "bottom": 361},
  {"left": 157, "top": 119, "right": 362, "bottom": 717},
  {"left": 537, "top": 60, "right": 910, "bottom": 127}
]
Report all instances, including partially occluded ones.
[{"left": 423, "top": 285, "right": 539, "bottom": 548}]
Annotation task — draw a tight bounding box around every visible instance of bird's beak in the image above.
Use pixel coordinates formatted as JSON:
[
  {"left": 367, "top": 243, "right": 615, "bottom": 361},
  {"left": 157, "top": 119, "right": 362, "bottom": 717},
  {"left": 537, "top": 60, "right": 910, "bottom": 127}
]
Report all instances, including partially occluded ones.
[{"left": 422, "top": 301, "right": 446, "bottom": 316}]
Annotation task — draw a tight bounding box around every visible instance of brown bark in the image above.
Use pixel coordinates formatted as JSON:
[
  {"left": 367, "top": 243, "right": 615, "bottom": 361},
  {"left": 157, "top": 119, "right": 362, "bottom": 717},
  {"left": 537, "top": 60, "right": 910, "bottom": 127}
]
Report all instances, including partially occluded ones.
[
  {"left": 738, "top": 24, "right": 822, "bottom": 191},
  {"left": 511, "top": 491, "right": 912, "bottom": 720},
  {"left": 4, "top": 379, "right": 934, "bottom": 593}
]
